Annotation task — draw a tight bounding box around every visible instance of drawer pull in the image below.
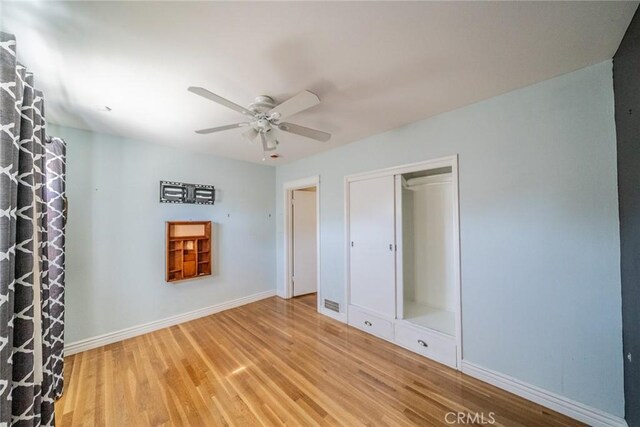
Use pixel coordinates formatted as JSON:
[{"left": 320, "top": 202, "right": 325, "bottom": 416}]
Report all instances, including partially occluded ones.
[
  {"left": 417, "top": 339, "right": 428, "bottom": 348},
  {"left": 364, "top": 321, "right": 372, "bottom": 327}
]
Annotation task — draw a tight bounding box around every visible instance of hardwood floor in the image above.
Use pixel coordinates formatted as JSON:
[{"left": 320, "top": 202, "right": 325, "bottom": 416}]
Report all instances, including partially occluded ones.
[{"left": 56, "top": 294, "right": 582, "bottom": 426}]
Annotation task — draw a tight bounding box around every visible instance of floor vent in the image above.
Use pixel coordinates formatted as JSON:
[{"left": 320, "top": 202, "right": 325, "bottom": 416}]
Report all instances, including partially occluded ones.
[{"left": 324, "top": 299, "right": 340, "bottom": 312}]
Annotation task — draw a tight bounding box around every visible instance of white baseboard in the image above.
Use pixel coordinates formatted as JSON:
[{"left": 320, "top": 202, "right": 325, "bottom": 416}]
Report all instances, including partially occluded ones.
[
  {"left": 64, "top": 289, "right": 276, "bottom": 356},
  {"left": 276, "top": 290, "right": 287, "bottom": 299},
  {"left": 461, "top": 361, "right": 627, "bottom": 427},
  {"left": 318, "top": 307, "right": 347, "bottom": 323}
]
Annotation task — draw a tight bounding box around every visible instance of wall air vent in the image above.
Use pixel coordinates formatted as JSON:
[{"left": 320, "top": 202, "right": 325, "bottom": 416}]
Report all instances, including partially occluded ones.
[{"left": 324, "top": 299, "right": 340, "bottom": 313}]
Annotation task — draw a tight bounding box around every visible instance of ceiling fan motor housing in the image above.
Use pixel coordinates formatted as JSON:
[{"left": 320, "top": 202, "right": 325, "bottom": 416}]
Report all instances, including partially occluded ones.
[{"left": 249, "top": 95, "right": 277, "bottom": 114}]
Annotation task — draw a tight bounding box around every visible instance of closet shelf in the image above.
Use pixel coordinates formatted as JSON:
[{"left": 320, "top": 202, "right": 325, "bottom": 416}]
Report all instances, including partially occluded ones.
[
  {"left": 403, "top": 301, "right": 455, "bottom": 337},
  {"left": 169, "top": 235, "right": 205, "bottom": 241}
]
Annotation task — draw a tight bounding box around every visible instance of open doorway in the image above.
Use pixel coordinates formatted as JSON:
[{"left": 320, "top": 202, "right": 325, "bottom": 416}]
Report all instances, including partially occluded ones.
[
  {"left": 292, "top": 187, "right": 317, "bottom": 296},
  {"left": 283, "top": 176, "right": 320, "bottom": 310}
]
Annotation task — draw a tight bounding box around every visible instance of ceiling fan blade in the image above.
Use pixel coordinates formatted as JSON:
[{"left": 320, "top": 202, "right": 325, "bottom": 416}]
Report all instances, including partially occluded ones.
[
  {"left": 278, "top": 122, "right": 331, "bottom": 142},
  {"left": 242, "top": 128, "right": 259, "bottom": 141},
  {"left": 269, "top": 90, "right": 320, "bottom": 120},
  {"left": 188, "top": 87, "right": 255, "bottom": 117},
  {"left": 195, "top": 122, "right": 249, "bottom": 134}
]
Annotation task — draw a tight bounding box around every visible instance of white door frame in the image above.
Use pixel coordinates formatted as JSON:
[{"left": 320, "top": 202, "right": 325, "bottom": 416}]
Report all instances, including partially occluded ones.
[
  {"left": 283, "top": 176, "right": 321, "bottom": 309},
  {"left": 344, "top": 155, "right": 462, "bottom": 368}
]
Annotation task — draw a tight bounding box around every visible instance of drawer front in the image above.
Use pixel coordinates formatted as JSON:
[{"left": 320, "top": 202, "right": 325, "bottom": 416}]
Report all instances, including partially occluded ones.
[
  {"left": 348, "top": 305, "right": 394, "bottom": 341},
  {"left": 395, "top": 323, "right": 457, "bottom": 368}
]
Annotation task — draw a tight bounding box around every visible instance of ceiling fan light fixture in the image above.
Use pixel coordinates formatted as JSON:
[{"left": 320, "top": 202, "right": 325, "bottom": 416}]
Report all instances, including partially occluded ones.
[
  {"left": 262, "top": 139, "right": 278, "bottom": 151},
  {"left": 264, "top": 127, "right": 276, "bottom": 141},
  {"left": 242, "top": 128, "right": 259, "bottom": 142},
  {"left": 260, "top": 132, "right": 278, "bottom": 151}
]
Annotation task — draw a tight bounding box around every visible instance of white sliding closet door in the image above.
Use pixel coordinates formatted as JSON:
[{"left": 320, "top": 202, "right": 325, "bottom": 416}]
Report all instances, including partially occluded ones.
[{"left": 349, "top": 175, "right": 396, "bottom": 318}]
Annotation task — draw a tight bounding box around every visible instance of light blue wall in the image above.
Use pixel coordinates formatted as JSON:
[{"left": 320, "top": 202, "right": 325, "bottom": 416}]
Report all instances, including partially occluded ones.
[
  {"left": 275, "top": 61, "right": 623, "bottom": 416},
  {"left": 50, "top": 125, "right": 276, "bottom": 344}
]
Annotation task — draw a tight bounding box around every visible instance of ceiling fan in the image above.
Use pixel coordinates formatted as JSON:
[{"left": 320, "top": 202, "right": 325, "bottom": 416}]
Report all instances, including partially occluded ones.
[{"left": 188, "top": 87, "right": 331, "bottom": 158}]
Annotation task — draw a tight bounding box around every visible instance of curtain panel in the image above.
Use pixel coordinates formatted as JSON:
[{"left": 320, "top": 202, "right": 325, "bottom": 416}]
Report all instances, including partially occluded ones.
[
  {"left": 1, "top": 32, "right": 65, "bottom": 427},
  {"left": 44, "top": 137, "right": 65, "bottom": 400}
]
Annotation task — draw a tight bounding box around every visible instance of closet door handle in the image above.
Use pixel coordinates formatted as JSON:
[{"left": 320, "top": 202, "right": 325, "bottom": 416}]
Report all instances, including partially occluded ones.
[
  {"left": 364, "top": 321, "right": 372, "bottom": 327},
  {"left": 417, "top": 339, "right": 428, "bottom": 348},
  {"left": 389, "top": 244, "right": 393, "bottom": 251}
]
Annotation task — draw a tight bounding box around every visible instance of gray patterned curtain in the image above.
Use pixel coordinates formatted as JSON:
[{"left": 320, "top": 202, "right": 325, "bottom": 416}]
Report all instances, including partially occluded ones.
[
  {"left": 1, "top": 32, "right": 66, "bottom": 426},
  {"left": 44, "top": 137, "right": 65, "bottom": 400}
]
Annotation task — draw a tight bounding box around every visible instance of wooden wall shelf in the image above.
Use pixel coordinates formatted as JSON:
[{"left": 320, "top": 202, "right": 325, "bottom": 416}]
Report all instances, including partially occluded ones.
[{"left": 166, "top": 221, "right": 212, "bottom": 282}]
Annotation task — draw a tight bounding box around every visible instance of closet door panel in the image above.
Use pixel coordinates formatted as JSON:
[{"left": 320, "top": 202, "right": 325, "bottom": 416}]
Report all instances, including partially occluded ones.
[{"left": 349, "top": 175, "right": 396, "bottom": 318}]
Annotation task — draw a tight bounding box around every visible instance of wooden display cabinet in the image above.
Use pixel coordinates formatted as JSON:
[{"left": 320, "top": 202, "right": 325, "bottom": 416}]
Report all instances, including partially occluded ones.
[{"left": 166, "top": 221, "right": 212, "bottom": 282}]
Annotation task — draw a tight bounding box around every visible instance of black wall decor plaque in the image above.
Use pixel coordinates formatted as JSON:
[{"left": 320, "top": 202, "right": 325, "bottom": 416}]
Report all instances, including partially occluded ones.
[{"left": 160, "top": 181, "right": 215, "bottom": 205}]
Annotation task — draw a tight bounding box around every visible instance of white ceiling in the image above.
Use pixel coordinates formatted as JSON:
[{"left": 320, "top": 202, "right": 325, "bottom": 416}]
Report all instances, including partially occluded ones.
[{"left": 1, "top": 1, "right": 637, "bottom": 165}]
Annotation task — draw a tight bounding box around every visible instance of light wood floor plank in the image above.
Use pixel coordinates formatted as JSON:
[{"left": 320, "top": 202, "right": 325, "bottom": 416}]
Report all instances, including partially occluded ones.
[{"left": 56, "top": 294, "right": 583, "bottom": 426}]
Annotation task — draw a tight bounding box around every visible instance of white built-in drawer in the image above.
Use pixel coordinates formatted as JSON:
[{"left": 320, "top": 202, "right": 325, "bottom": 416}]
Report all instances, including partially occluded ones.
[
  {"left": 394, "top": 322, "right": 457, "bottom": 368},
  {"left": 348, "top": 305, "right": 394, "bottom": 341}
]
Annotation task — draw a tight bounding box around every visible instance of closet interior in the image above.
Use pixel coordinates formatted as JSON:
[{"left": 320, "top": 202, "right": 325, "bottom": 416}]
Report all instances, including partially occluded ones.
[
  {"left": 398, "top": 167, "right": 455, "bottom": 336},
  {"left": 347, "top": 158, "right": 460, "bottom": 368}
]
